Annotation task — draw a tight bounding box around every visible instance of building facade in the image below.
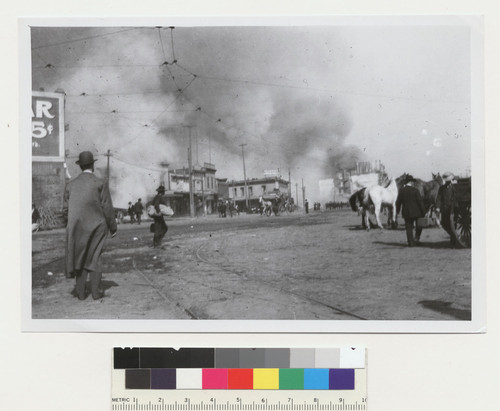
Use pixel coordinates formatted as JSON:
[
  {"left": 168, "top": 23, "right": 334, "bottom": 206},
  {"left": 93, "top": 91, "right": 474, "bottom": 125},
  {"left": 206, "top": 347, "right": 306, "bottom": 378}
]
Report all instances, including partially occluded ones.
[
  {"left": 227, "top": 177, "right": 290, "bottom": 211},
  {"left": 166, "top": 162, "right": 218, "bottom": 216}
]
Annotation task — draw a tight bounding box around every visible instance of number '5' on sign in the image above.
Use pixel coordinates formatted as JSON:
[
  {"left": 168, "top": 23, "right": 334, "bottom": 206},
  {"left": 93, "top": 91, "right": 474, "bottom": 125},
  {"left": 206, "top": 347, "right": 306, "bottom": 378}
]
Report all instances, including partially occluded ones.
[{"left": 32, "top": 122, "right": 54, "bottom": 138}]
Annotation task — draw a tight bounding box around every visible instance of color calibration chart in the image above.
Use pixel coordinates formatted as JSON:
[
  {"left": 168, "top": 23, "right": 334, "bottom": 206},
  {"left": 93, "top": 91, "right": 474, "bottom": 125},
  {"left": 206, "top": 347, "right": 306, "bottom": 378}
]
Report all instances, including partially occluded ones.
[{"left": 112, "top": 347, "right": 367, "bottom": 410}]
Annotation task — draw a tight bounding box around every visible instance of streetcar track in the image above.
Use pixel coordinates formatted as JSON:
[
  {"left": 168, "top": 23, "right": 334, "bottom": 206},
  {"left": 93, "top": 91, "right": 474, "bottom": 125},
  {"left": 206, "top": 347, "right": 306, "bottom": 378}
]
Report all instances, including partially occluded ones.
[
  {"left": 131, "top": 249, "right": 247, "bottom": 320},
  {"left": 132, "top": 258, "right": 197, "bottom": 319},
  {"left": 32, "top": 255, "right": 65, "bottom": 270},
  {"left": 195, "top": 242, "right": 367, "bottom": 320}
]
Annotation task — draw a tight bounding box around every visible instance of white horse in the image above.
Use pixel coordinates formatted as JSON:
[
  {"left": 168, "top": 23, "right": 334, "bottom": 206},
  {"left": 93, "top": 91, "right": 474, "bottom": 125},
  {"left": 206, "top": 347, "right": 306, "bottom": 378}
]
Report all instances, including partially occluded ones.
[
  {"left": 362, "top": 177, "right": 399, "bottom": 230},
  {"left": 259, "top": 195, "right": 273, "bottom": 216}
]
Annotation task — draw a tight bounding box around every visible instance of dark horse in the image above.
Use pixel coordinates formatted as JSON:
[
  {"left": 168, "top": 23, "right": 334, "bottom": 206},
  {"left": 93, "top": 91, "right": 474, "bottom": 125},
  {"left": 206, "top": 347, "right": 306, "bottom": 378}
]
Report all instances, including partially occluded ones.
[{"left": 397, "top": 172, "right": 444, "bottom": 216}]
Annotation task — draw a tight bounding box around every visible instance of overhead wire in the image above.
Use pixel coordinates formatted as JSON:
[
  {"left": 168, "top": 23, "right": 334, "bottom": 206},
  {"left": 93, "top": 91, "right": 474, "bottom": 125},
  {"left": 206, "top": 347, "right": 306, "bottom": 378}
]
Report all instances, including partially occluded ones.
[
  {"left": 110, "top": 27, "right": 199, "bottom": 152},
  {"left": 157, "top": 27, "right": 169, "bottom": 63},
  {"left": 32, "top": 50, "right": 80, "bottom": 95},
  {"left": 170, "top": 27, "right": 176, "bottom": 62},
  {"left": 64, "top": 90, "right": 171, "bottom": 97},
  {"left": 32, "top": 63, "right": 162, "bottom": 69},
  {"left": 112, "top": 155, "right": 169, "bottom": 173},
  {"left": 31, "top": 27, "right": 139, "bottom": 50},
  {"left": 110, "top": 76, "right": 198, "bottom": 152}
]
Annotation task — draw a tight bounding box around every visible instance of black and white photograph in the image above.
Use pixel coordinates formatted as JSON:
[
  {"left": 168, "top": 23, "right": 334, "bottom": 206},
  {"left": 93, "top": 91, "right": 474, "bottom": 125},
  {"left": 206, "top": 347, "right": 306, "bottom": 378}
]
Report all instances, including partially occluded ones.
[{"left": 22, "top": 16, "right": 484, "bottom": 332}]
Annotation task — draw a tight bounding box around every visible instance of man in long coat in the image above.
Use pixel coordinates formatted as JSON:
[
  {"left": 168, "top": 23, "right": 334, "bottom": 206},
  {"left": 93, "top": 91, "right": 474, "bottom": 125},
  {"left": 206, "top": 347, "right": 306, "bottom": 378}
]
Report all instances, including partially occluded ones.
[
  {"left": 64, "top": 151, "right": 117, "bottom": 300},
  {"left": 396, "top": 174, "right": 426, "bottom": 247}
]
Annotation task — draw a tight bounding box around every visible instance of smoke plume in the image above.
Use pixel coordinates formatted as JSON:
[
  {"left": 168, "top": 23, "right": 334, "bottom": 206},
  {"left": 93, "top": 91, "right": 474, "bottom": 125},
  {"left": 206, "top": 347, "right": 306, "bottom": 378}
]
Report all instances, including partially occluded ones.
[{"left": 31, "top": 26, "right": 364, "bottom": 204}]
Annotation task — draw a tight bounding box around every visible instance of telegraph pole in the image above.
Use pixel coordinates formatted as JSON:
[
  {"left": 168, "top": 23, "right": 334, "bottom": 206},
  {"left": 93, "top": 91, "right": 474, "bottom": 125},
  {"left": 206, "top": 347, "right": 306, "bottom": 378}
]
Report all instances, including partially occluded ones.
[
  {"left": 288, "top": 169, "right": 291, "bottom": 199},
  {"left": 301, "top": 178, "right": 306, "bottom": 210},
  {"left": 295, "top": 182, "right": 299, "bottom": 208},
  {"left": 208, "top": 131, "right": 212, "bottom": 164},
  {"left": 186, "top": 126, "right": 195, "bottom": 217},
  {"left": 105, "top": 149, "right": 111, "bottom": 180},
  {"left": 240, "top": 143, "right": 249, "bottom": 210},
  {"left": 195, "top": 133, "right": 199, "bottom": 165},
  {"left": 201, "top": 178, "right": 206, "bottom": 217}
]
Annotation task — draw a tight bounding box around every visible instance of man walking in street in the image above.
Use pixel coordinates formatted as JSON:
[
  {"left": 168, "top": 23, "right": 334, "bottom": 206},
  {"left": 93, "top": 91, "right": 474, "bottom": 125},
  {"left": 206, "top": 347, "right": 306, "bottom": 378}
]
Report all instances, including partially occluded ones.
[
  {"left": 127, "top": 201, "right": 136, "bottom": 223},
  {"left": 435, "top": 172, "right": 457, "bottom": 246},
  {"left": 149, "top": 185, "right": 168, "bottom": 249},
  {"left": 396, "top": 174, "right": 426, "bottom": 247},
  {"left": 134, "top": 198, "right": 144, "bottom": 224},
  {"left": 64, "top": 151, "right": 117, "bottom": 300}
]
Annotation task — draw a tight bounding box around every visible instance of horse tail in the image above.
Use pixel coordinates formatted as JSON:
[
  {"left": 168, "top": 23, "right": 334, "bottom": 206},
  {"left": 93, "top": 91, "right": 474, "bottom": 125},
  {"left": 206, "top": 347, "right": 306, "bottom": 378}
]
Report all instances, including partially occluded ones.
[
  {"left": 349, "top": 192, "right": 359, "bottom": 211},
  {"left": 362, "top": 187, "right": 372, "bottom": 206}
]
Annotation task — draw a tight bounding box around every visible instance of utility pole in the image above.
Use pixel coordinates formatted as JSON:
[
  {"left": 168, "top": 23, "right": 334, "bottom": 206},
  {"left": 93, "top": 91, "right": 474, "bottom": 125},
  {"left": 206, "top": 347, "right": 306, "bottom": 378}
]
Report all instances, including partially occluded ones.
[
  {"left": 195, "top": 132, "right": 199, "bottom": 165},
  {"left": 240, "top": 143, "right": 249, "bottom": 211},
  {"left": 105, "top": 149, "right": 111, "bottom": 181},
  {"left": 201, "top": 177, "right": 206, "bottom": 217},
  {"left": 288, "top": 169, "right": 291, "bottom": 199},
  {"left": 208, "top": 131, "right": 212, "bottom": 164},
  {"left": 186, "top": 126, "right": 195, "bottom": 217},
  {"left": 301, "top": 178, "right": 306, "bottom": 210},
  {"left": 295, "top": 182, "right": 299, "bottom": 209}
]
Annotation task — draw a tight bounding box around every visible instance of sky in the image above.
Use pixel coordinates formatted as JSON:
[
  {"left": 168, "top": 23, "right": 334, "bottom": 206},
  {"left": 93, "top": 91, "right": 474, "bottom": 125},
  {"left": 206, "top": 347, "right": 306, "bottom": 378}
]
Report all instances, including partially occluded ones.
[{"left": 31, "top": 23, "right": 473, "bottom": 205}]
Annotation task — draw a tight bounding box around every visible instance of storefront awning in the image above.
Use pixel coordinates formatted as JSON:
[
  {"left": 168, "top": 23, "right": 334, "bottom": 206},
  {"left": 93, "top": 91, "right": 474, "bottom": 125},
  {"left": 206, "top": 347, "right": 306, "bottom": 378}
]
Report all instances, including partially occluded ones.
[{"left": 164, "top": 191, "right": 185, "bottom": 198}]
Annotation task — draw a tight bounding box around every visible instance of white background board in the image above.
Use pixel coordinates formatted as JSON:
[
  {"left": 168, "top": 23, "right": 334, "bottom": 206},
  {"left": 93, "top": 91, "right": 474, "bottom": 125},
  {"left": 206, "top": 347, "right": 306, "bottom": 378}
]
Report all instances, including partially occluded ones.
[{"left": 2, "top": 1, "right": 498, "bottom": 411}]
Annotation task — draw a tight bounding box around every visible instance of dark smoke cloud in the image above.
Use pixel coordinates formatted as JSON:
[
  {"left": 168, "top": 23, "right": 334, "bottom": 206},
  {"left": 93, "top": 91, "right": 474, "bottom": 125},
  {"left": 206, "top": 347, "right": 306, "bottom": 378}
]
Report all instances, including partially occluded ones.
[{"left": 31, "top": 26, "right": 365, "bottom": 203}]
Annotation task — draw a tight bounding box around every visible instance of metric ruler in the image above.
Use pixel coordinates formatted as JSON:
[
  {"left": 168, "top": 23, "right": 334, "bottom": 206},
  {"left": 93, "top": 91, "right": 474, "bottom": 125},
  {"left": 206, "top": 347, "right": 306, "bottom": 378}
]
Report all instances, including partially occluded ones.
[{"left": 112, "top": 347, "right": 367, "bottom": 411}]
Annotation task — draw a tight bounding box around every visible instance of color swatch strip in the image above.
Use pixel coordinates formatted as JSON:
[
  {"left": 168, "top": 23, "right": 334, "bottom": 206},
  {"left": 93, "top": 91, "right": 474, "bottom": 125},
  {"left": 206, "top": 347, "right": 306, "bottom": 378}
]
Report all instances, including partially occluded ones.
[
  {"left": 114, "top": 348, "right": 365, "bottom": 369},
  {"left": 124, "top": 368, "right": 355, "bottom": 390},
  {"left": 115, "top": 348, "right": 364, "bottom": 391}
]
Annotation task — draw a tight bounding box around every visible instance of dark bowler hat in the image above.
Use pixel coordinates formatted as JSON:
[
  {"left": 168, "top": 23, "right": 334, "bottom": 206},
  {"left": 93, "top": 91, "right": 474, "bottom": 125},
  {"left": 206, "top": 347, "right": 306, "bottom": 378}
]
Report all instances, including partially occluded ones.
[
  {"left": 76, "top": 151, "right": 97, "bottom": 166},
  {"left": 156, "top": 185, "right": 166, "bottom": 192}
]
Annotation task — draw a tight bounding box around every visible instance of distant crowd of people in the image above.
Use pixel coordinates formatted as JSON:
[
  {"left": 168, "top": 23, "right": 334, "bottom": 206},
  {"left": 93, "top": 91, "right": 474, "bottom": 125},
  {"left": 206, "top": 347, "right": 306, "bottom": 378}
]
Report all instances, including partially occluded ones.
[
  {"left": 325, "top": 201, "right": 349, "bottom": 210},
  {"left": 217, "top": 200, "right": 239, "bottom": 218}
]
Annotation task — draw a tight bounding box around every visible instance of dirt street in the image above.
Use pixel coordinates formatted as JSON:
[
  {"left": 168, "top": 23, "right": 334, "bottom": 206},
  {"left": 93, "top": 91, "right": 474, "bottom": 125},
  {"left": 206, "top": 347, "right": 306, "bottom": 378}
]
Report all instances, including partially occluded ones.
[{"left": 31, "top": 210, "right": 471, "bottom": 321}]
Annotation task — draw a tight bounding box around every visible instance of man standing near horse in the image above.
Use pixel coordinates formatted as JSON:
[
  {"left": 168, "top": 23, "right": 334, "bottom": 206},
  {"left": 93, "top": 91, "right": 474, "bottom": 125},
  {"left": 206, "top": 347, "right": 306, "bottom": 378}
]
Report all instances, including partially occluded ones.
[
  {"left": 64, "top": 151, "right": 117, "bottom": 300},
  {"left": 396, "top": 174, "right": 426, "bottom": 247},
  {"left": 435, "top": 172, "right": 458, "bottom": 246}
]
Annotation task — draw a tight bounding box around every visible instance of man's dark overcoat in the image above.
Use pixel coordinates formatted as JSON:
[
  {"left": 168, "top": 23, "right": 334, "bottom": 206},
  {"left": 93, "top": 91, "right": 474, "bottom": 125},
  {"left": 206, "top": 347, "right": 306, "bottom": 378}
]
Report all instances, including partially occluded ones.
[
  {"left": 64, "top": 172, "right": 117, "bottom": 277},
  {"left": 396, "top": 185, "right": 426, "bottom": 219}
]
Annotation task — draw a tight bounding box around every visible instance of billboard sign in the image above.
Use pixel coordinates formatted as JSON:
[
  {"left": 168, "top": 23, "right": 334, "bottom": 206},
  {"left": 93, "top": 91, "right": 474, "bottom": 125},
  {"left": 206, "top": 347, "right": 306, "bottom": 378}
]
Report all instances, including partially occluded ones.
[
  {"left": 263, "top": 169, "right": 280, "bottom": 177},
  {"left": 32, "top": 91, "right": 65, "bottom": 161}
]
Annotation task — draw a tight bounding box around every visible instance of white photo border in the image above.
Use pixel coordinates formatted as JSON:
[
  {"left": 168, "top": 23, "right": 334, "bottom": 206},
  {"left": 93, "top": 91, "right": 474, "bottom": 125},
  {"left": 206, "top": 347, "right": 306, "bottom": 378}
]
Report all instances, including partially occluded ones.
[{"left": 20, "top": 15, "right": 486, "bottom": 333}]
